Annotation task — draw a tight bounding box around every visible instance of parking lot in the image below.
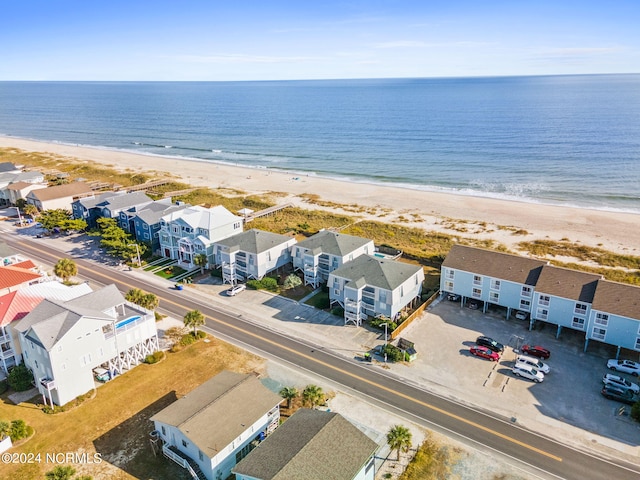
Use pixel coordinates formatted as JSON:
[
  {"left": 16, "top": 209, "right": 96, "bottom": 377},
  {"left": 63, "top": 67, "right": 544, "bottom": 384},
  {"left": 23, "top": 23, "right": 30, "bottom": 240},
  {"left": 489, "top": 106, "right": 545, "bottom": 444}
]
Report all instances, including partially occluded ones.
[{"left": 399, "top": 299, "right": 640, "bottom": 458}]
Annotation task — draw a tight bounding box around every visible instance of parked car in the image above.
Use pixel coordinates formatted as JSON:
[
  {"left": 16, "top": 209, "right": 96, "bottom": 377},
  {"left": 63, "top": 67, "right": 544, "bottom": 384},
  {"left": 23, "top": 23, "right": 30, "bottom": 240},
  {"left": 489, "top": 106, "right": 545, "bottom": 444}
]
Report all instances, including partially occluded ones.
[
  {"left": 514, "top": 310, "right": 529, "bottom": 321},
  {"left": 607, "top": 359, "right": 640, "bottom": 377},
  {"left": 602, "top": 374, "right": 640, "bottom": 393},
  {"left": 93, "top": 367, "right": 110, "bottom": 382},
  {"left": 520, "top": 344, "right": 551, "bottom": 359},
  {"left": 516, "top": 355, "right": 550, "bottom": 374},
  {"left": 600, "top": 385, "right": 638, "bottom": 405},
  {"left": 470, "top": 345, "right": 500, "bottom": 362},
  {"left": 512, "top": 364, "right": 544, "bottom": 383},
  {"left": 447, "top": 293, "right": 461, "bottom": 302},
  {"left": 226, "top": 283, "right": 247, "bottom": 296},
  {"left": 475, "top": 336, "right": 504, "bottom": 353},
  {"left": 467, "top": 299, "right": 481, "bottom": 310}
]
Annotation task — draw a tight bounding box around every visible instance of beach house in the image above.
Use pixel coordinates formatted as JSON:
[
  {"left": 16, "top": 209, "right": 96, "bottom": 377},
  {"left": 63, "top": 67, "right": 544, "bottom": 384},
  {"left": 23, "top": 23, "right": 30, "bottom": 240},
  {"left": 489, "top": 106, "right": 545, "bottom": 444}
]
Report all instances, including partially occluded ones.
[
  {"left": 158, "top": 205, "right": 243, "bottom": 269},
  {"left": 131, "top": 200, "right": 190, "bottom": 253},
  {"left": 0, "top": 169, "right": 46, "bottom": 206},
  {"left": 150, "top": 371, "right": 282, "bottom": 480},
  {"left": 13, "top": 284, "right": 158, "bottom": 406},
  {"left": 0, "top": 257, "right": 49, "bottom": 295},
  {"left": 0, "top": 281, "right": 92, "bottom": 376},
  {"left": 588, "top": 279, "right": 640, "bottom": 356},
  {"left": 26, "top": 181, "right": 94, "bottom": 212},
  {"left": 292, "top": 230, "right": 375, "bottom": 288},
  {"left": 328, "top": 255, "right": 424, "bottom": 326},
  {"left": 233, "top": 408, "right": 378, "bottom": 480},
  {"left": 212, "top": 229, "right": 297, "bottom": 284},
  {"left": 71, "top": 190, "right": 153, "bottom": 230},
  {"left": 441, "top": 244, "right": 547, "bottom": 318}
]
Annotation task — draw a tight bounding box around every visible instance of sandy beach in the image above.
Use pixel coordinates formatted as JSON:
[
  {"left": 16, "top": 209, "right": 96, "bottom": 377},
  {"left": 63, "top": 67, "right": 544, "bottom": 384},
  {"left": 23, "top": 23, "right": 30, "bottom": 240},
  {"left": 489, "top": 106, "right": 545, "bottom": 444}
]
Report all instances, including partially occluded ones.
[{"left": 2, "top": 135, "right": 639, "bottom": 256}]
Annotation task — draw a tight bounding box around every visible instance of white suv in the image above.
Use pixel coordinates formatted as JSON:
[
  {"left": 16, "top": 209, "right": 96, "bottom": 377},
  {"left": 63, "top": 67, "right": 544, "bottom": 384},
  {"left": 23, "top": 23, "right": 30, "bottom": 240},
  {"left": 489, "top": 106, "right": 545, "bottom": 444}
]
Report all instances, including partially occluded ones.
[
  {"left": 226, "top": 284, "right": 247, "bottom": 296},
  {"left": 516, "top": 355, "right": 550, "bottom": 374},
  {"left": 512, "top": 364, "right": 544, "bottom": 383}
]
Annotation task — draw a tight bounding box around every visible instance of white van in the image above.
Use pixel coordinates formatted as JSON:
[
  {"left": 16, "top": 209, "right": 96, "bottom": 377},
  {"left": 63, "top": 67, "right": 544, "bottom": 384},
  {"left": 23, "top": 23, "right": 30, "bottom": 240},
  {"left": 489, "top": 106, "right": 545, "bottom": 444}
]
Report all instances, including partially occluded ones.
[
  {"left": 512, "top": 364, "right": 544, "bottom": 383},
  {"left": 516, "top": 355, "right": 550, "bottom": 374}
]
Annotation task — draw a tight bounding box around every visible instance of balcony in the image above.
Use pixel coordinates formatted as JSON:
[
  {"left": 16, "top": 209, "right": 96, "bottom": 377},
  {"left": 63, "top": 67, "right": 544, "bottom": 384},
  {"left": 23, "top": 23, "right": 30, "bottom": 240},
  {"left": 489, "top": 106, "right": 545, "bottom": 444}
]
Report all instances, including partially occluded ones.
[{"left": 40, "top": 378, "right": 56, "bottom": 390}]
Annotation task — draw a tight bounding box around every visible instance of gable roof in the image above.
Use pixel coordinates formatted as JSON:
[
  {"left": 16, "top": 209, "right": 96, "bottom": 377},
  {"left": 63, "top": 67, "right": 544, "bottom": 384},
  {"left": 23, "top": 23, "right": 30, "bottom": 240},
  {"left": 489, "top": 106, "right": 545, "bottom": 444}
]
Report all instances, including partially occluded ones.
[
  {"left": 27, "top": 182, "right": 93, "bottom": 202},
  {"left": 591, "top": 279, "right": 640, "bottom": 320},
  {"left": 233, "top": 408, "right": 378, "bottom": 480},
  {"left": 534, "top": 265, "right": 601, "bottom": 303},
  {"left": 296, "top": 230, "right": 373, "bottom": 257},
  {"left": 214, "top": 229, "right": 294, "bottom": 254},
  {"left": 0, "top": 282, "right": 93, "bottom": 327},
  {"left": 0, "top": 264, "right": 43, "bottom": 291},
  {"left": 330, "top": 255, "right": 422, "bottom": 291},
  {"left": 442, "top": 245, "right": 547, "bottom": 285},
  {"left": 13, "top": 284, "right": 124, "bottom": 350},
  {"left": 162, "top": 205, "right": 241, "bottom": 230},
  {"left": 150, "top": 371, "right": 282, "bottom": 458},
  {"left": 0, "top": 162, "right": 18, "bottom": 173},
  {"left": 101, "top": 191, "right": 152, "bottom": 211},
  {"left": 136, "top": 202, "right": 189, "bottom": 225}
]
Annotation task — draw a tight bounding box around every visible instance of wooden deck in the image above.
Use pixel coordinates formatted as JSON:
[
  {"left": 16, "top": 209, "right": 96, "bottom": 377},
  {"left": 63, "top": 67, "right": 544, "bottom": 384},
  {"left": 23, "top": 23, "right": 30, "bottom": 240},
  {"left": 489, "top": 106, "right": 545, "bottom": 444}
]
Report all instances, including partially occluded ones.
[{"left": 244, "top": 202, "right": 294, "bottom": 222}]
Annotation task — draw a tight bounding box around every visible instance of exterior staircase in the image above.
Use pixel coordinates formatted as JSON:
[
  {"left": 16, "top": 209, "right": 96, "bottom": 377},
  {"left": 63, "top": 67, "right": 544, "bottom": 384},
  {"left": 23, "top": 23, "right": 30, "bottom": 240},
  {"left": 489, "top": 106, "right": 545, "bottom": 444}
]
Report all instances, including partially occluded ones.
[{"left": 163, "top": 444, "right": 207, "bottom": 480}]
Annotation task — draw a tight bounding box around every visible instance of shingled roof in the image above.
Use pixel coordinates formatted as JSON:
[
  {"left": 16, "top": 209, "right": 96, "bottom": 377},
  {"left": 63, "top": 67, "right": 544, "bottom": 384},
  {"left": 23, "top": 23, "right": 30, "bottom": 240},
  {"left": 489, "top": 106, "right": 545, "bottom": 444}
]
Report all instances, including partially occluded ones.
[
  {"left": 296, "top": 230, "right": 372, "bottom": 257},
  {"left": 27, "top": 182, "right": 93, "bottom": 201},
  {"left": 233, "top": 408, "right": 378, "bottom": 480},
  {"left": 150, "top": 371, "right": 282, "bottom": 459},
  {"left": 214, "top": 229, "right": 293, "bottom": 254},
  {"left": 591, "top": 279, "right": 640, "bottom": 321},
  {"left": 535, "top": 265, "right": 601, "bottom": 303},
  {"left": 330, "top": 255, "right": 422, "bottom": 291},
  {"left": 442, "top": 244, "right": 547, "bottom": 285}
]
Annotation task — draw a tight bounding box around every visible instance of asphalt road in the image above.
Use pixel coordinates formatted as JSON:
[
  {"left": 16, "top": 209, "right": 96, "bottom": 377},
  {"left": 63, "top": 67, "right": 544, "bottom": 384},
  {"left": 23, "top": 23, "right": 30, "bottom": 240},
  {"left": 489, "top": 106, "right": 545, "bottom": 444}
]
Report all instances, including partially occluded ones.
[{"left": 9, "top": 236, "right": 640, "bottom": 480}]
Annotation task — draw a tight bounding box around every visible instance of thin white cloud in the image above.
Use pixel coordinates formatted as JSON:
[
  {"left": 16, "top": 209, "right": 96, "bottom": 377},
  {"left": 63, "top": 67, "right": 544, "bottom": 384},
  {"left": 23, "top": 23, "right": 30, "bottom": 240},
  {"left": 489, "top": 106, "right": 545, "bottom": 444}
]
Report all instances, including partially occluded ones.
[
  {"left": 374, "top": 40, "right": 496, "bottom": 49},
  {"left": 534, "top": 47, "right": 623, "bottom": 57}
]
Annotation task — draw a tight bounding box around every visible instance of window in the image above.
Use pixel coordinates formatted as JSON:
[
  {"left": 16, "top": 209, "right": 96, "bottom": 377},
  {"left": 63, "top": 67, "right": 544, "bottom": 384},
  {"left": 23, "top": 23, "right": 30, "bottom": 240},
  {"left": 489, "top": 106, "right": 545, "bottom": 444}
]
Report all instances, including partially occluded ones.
[
  {"left": 334, "top": 289, "right": 340, "bottom": 296},
  {"left": 199, "top": 451, "right": 204, "bottom": 462},
  {"left": 572, "top": 317, "right": 585, "bottom": 329},
  {"left": 595, "top": 313, "right": 609, "bottom": 326},
  {"left": 472, "top": 288, "right": 482, "bottom": 298},
  {"left": 446, "top": 269, "right": 454, "bottom": 280},
  {"left": 539, "top": 295, "right": 550, "bottom": 306},
  {"left": 537, "top": 308, "right": 548, "bottom": 320},
  {"left": 522, "top": 285, "right": 531, "bottom": 298},
  {"left": 592, "top": 327, "right": 606, "bottom": 340},
  {"left": 143, "top": 233, "right": 149, "bottom": 240},
  {"left": 379, "top": 291, "right": 387, "bottom": 303},
  {"left": 490, "top": 279, "right": 501, "bottom": 290},
  {"left": 473, "top": 275, "right": 482, "bottom": 285},
  {"left": 182, "top": 439, "right": 188, "bottom": 448},
  {"left": 490, "top": 292, "right": 499, "bottom": 303},
  {"left": 161, "top": 426, "right": 166, "bottom": 435},
  {"left": 445, "top": 281, "right": 454, "bottom": 292},
  {"left": 574, "top": 303, "right": 587, "bottom": 315},
  {"left": 234, "top": 222, "right": 241, "bottom": 229},
  {"left": 519, "top": 299, "right": 530, "bottom": 309},
  {"left": 172, "top": 226, "right": 179, "bottom": 234},
  {"left": 636, "top": 338, "right": 640, "bottom": 350}
]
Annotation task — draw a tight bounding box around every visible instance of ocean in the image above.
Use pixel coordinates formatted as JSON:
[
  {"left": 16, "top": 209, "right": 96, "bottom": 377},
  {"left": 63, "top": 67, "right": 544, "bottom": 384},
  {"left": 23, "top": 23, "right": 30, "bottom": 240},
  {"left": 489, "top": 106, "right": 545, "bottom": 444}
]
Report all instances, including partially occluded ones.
[{"left": 0, "top": 75, "right": 639, "bottom": 212}]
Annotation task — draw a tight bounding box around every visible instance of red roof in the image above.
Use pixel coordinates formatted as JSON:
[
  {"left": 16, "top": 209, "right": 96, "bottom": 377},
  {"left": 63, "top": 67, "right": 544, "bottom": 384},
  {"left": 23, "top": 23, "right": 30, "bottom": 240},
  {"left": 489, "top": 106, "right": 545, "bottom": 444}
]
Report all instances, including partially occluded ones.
[
  {"left": 11, "top": 259, "right": 37, "bottom": 270},
  {"left": 0, "top": 290, "right": 44, "bottom": 327},
  {"left": 0, "top": 265, "right": 42, "bottom": 291}
]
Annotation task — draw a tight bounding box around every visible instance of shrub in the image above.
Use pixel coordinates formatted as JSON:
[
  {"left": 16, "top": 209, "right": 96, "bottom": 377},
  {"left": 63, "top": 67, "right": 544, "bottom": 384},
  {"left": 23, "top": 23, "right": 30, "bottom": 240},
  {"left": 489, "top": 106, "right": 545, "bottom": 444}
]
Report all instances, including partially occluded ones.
[
  {"left": 247, "top": 277, "right": 279, "bottom": 292},
  {"left": 0, "top": 379, "right": 8, "bottom": 395},
  {"left": 145, "top": 351, "right": 165, "bottom": 364},
  {"left": 369, "top": 317, "right": 398, "bottom": 331},
  {"left": 7, "top": 363, "right": 34, "bottom": 392},
  {"left": 283, "top": 274, "right": 302, "bottom": 290},
  {"left": 195, "top": 330, "right": 207, "bottom": 339},
  {"left": 381, "top": 343, "right": 404, "bottom": 362},
  {"left": 10, "top": 419, "right": 32, "bottom": 442},
  {"left": 631, "top": 401, "right": 640, "bottom": 422}
]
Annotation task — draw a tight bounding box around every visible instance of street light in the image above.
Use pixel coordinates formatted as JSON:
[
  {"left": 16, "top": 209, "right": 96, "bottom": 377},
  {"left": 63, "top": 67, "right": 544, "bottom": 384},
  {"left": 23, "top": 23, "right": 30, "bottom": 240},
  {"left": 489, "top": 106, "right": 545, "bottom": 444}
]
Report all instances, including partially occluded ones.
[
  {"left": 15, "top": 206, "right": 23, "bottom": 225},
  {"left": 128, "top": 243, "right": 141, "bottom": 268},
  {"left": 381, "top": 322, "right": 388, "bottom": 363}
]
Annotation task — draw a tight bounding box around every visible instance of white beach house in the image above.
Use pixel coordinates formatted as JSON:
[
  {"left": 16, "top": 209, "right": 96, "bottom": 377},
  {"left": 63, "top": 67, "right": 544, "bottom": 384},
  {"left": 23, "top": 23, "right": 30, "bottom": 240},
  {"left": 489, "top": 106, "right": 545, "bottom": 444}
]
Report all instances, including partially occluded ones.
[
  {"left": 14, "top": 284, "right": 158, "bottom": 406},
  {"left": 329, "top": 255, "right": 424, "bottom": 326},
  {"left": 292, "top": 230, "right": 375, "bottom": 288},
  {"left": 158, "top": 205, "right": 243, "bottom": 269},
  {"left": 212, "top": 229, "right": 297, "bottom": 284},
  {"left": 151, "top": 370, "right": 282, "bottom": 480}
]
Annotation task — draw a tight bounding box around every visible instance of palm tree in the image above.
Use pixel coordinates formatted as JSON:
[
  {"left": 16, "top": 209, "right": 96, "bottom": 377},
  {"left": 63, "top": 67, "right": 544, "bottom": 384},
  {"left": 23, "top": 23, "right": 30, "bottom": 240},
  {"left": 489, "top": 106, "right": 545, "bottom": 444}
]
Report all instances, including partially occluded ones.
[
  {"left": 183, "top": 309, "right": 205, "bottom": 335},
  {"left": 194, "top": 253, "right": 208, "bottom": 274},
  {"left": 387, "top": 425, "right": 412, "bottom": 461},
  {"left": 279, "top": 386, "right": 298, "bottom": 409},
  {"left": 125, "top": 288, "right": 158, "bottom": 311},
  {"left": 54, "top": 258, "right": 77, "bottom": 282},
  {"left": 302, "top": 384, "right": 324, "bottom": 408},
  {"left": 0, "top": 420, "right": 10, "bottom": 440}
]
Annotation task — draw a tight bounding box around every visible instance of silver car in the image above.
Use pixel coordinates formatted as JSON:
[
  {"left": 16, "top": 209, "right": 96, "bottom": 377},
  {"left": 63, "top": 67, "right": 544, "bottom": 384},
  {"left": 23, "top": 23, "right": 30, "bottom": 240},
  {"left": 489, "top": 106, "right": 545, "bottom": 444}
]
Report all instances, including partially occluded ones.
[
  {"left": 226, "top": 284, "right": 247, "bottom": 296},
  {"left": 516, "top": 355, "right": 550, "bottom": 374},
  {"left": 512, "top": 364, "right": 544, "bottom": 383},
  {"left": 602, "top": 373, "right": 640, "bottom": 393}
]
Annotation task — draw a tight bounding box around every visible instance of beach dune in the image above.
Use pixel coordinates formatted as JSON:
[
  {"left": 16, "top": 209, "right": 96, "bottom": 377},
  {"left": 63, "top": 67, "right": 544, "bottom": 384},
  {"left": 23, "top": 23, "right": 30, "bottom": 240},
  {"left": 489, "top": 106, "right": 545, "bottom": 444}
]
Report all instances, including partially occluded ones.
[{"left": 1, "top": 136, "right": 639, "bottom": 256}]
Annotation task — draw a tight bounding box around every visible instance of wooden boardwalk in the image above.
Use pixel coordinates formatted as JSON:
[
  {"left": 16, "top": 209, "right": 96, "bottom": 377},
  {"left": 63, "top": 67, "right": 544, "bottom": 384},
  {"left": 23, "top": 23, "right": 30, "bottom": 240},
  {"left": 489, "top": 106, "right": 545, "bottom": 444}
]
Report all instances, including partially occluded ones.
[{"left": 244, "top": 202, "right": 294, "bottom": 222}]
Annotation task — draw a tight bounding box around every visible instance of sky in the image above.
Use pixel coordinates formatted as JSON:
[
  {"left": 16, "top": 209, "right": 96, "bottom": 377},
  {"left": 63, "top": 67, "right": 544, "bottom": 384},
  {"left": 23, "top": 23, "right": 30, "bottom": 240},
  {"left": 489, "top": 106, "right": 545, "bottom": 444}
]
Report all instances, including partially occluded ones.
[{"left": 2, "top": 0, "right": 639, "bottom": 81}]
